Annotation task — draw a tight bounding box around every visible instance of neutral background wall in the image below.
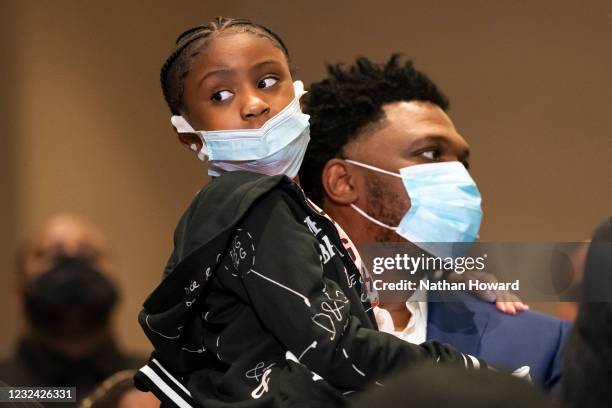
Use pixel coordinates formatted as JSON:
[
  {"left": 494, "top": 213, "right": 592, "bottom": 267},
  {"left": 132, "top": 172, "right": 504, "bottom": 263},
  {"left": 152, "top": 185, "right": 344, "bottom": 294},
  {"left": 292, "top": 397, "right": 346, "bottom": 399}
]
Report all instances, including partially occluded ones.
[{"left": 1, "top": 0, "right": 610, "bottom": 357}]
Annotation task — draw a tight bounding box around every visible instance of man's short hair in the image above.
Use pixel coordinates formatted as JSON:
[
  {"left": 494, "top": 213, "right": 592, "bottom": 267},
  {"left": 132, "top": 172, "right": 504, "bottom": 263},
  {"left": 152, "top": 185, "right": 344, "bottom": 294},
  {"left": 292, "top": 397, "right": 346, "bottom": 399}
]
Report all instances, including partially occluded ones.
[{"left": 300, "top": 54, "right": 449, "bottom": 205}]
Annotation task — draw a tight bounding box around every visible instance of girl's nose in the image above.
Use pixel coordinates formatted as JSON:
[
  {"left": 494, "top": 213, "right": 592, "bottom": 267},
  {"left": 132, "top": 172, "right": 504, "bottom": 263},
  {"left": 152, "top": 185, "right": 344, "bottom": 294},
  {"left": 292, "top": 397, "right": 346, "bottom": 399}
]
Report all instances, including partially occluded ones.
[{"left": 241, "top": 94, "right": 270, "bottom": 122}]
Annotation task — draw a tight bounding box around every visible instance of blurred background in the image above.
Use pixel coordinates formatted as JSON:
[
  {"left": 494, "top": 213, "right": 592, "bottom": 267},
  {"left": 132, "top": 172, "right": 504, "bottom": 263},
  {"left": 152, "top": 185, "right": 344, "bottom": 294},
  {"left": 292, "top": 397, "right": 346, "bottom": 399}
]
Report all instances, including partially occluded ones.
[{"left": 1, "top": 0, "right": 610, "bottom": 357}]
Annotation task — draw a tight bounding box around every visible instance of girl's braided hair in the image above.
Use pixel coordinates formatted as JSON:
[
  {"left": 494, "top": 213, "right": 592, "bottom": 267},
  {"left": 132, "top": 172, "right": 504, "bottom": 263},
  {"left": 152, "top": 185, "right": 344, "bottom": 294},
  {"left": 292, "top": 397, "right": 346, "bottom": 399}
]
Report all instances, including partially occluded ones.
[{"left": 160, "top": 17, "right": 290, "bottom": 115}]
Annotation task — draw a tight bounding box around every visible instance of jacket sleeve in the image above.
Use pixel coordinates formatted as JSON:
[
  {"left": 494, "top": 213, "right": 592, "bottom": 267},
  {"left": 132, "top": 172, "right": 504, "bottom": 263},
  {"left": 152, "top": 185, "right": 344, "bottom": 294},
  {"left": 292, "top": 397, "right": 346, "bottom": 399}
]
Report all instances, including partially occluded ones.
[
  {"left": 546, "top": 320, "right": 571, "bottom": 391},
  {"left": 234, "top": 190, "right": 477, "bottom": 391}
]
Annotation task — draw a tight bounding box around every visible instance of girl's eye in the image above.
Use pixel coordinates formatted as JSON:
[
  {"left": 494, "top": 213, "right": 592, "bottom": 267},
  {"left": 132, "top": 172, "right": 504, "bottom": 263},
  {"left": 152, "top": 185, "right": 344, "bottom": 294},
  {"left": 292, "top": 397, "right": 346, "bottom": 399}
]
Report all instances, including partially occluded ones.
[
  {"left": 211, "top": 90, "right": 233, "bottom": 102},
  {"left": 421, "top": 149, "right": 440, "bottom": 160},
  {"left": 258, "top": 77, "right": 278, "bottom": 89}
]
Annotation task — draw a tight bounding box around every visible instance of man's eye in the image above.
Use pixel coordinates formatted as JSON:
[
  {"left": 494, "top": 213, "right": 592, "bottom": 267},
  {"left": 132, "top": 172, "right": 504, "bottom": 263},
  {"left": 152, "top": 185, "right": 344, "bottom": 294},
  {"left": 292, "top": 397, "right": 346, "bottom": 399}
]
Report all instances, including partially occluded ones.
[
  {"left": 421, "top": 149, "right": 440, "bottom": 160},
  {"left": 258, "top": 77, "right": 278, "bottom": 89},
  {"left": 211, "top": 90, "right": 233, "bottom": 102}
]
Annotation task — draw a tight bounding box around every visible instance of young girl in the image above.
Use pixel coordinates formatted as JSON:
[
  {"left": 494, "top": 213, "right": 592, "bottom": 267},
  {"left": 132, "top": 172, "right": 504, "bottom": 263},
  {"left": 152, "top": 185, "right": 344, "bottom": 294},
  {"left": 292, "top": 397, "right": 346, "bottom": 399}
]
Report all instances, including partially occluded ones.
[{"left": 135, "top": 17, "right": 489, "bottom": 408}]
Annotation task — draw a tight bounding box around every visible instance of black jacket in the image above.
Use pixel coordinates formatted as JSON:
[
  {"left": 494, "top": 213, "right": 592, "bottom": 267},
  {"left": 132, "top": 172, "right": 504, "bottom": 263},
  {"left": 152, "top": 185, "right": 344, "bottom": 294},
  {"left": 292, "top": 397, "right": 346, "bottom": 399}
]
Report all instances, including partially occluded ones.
[{"left": 136, "top": 172, "right": 478, "bottom": 407}]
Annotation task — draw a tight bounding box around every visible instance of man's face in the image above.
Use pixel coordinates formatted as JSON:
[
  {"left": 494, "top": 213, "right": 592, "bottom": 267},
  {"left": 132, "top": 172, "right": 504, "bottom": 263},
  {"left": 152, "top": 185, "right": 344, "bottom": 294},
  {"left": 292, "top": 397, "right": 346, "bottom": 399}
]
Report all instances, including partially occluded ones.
[
  {"left": 18, "top": 215, "right": 109, "bottom": 287},
  {"left": 342, "top": 101, "right": 471, "bottom": 243}
]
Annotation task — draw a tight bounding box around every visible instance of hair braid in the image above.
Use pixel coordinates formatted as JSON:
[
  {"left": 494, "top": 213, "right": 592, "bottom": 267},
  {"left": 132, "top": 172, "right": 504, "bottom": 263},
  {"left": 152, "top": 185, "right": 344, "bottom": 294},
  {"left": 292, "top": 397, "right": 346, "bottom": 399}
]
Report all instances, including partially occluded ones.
[{"left": 160, "top": 17, "right": 290, "bottom": 115}]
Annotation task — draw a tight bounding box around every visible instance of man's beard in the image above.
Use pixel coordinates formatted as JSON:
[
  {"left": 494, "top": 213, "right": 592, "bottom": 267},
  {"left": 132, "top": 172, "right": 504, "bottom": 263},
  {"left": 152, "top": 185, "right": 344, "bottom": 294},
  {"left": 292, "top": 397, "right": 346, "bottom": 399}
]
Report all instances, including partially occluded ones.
[{"left": 364, "top": 172, "right": 411, "bottom": 243}]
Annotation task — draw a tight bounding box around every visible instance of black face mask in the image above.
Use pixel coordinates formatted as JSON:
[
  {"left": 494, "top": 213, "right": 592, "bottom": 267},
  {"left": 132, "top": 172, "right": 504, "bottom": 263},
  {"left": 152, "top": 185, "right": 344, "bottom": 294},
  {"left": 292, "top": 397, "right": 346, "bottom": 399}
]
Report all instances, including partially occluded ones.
[{"left": 24, "top": 255, "right": 119, "bottom": 339}]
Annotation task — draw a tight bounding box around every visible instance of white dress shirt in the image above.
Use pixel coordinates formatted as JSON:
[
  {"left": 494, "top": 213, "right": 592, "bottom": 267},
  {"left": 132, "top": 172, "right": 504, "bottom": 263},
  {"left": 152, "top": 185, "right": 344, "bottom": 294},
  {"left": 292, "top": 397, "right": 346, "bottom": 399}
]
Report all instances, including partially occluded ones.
[{"left": 374, "top": 291, "right": 428, "bottom": 344}]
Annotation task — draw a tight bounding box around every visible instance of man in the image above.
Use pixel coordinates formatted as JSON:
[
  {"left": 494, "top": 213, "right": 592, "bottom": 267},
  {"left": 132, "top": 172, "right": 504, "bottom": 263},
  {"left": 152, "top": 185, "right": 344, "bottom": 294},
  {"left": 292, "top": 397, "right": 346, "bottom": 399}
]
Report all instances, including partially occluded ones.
[
  {"left": 0, "top": 214, "right": 145, "bottom": 405},
  {"left": 299, "top": 55, "right": 570, "bottom": 390}
]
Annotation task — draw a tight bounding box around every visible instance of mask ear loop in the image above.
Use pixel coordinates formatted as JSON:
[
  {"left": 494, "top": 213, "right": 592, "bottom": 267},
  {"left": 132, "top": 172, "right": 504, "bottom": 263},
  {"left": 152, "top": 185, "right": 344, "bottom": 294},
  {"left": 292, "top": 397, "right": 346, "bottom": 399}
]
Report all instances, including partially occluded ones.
[
  {"left": 349, "top": 204, "right": 398, "bottom": 231},
  {"left": 171, "top": 115, "right": 209, "bottom": 161},
  {"left": 343, "top": 159, "right": 401, "bottom": 231},
  {"left": 196, "top": 142, "right": 208, "bottom": 162},
  {"left": 344, "top": 159, "right": 403, "bottom": 179}
]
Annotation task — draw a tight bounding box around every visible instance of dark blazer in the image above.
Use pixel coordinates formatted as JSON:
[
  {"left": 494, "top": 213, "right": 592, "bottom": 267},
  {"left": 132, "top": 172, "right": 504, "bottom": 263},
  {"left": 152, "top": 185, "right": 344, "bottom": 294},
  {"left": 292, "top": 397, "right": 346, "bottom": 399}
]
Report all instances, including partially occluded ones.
[{"left": 427, "top": 291, "right": 571, "bottom": 390}]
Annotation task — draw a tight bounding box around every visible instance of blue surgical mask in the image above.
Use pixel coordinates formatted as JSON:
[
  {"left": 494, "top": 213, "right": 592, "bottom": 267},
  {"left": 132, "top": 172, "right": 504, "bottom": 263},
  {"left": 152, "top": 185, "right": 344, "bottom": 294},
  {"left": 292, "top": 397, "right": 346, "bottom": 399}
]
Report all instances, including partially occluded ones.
[
  {"left": 345, "top": 160, "right": 483, "bottom": 258},
  {"left": 171, "top": 81, "right": 310, "bottom": 178}
]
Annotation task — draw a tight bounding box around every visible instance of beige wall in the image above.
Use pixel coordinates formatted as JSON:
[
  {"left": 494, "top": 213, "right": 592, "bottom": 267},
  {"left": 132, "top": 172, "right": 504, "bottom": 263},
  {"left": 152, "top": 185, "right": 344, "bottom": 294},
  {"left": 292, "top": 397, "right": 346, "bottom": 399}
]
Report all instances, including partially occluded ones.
[
  {"left": 1, "top": 0, "right": 19, "bottom": 357},
  {"left": 1, "top": 0, "right": 611, "bottom": 356}
]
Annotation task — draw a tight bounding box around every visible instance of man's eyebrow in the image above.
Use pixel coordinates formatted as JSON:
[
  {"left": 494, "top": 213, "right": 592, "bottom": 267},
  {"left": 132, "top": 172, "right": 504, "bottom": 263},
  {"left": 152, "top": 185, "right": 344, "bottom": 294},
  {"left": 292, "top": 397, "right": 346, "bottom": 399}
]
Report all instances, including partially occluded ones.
[
  {"left": 409, "top": 134, "right": 450, "bottom": 147},
  {"left": 409, "top": 134, "right": 471, "bottom": 160}
]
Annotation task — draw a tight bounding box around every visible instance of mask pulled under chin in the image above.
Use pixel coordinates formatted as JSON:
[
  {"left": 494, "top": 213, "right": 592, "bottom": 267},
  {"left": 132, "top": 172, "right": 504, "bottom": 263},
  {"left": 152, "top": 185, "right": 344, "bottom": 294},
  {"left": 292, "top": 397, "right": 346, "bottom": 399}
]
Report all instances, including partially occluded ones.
[
  {"left": 346, "top": 160, "right": 483, "bottom": 258},
  {"left": 171, "top": 80, "right": 310, "bottom": 179}
]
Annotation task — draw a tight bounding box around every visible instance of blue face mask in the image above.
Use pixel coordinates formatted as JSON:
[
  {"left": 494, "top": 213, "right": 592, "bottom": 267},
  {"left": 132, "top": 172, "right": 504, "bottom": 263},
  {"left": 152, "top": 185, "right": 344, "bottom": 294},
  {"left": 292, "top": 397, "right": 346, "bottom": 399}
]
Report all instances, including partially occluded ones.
[
  {"left": 170, "top": 81, "right": 310, "bottom": 178},
  {"left": 345, "top": 160, "right": 483, "bottom": 258}
]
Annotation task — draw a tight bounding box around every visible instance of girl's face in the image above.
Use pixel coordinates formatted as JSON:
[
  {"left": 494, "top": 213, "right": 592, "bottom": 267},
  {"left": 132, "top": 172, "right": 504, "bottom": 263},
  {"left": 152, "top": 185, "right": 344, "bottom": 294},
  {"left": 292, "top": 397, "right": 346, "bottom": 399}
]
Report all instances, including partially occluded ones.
[{"left": 178, "top": 32, "right": 294, "bottom": 149}]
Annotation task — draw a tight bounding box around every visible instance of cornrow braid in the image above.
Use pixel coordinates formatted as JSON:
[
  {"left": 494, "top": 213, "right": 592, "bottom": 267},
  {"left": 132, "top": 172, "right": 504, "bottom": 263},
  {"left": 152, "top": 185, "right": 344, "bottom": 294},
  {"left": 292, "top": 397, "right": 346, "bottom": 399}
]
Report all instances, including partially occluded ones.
[
  {"left": 299, "top": 54, "right": 450, "bottom": 205},
  {"left": 160, "top": 16, "right": 290, "bottom": 115}
]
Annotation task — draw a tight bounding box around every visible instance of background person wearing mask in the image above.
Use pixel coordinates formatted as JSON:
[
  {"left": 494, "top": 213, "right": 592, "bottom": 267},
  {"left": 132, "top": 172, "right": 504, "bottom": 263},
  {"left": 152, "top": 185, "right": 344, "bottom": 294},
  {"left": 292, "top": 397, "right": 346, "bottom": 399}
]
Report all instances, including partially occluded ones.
[
  {"left": 299, "top": 55, "right": 570, "bottom": 390},
  {"left": 0, "top": 214, "right": 145, "bottom": 404},
  {"left": 556, "top": 241, "right": 590, "bottom": 322}
]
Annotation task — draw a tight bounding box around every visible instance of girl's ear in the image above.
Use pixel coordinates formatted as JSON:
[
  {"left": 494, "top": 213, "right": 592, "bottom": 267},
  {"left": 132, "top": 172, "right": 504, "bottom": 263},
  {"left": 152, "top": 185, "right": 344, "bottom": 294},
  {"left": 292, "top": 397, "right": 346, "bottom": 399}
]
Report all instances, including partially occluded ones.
[{"left": 175, "top": 130, "right": 203, "bottom": 151}]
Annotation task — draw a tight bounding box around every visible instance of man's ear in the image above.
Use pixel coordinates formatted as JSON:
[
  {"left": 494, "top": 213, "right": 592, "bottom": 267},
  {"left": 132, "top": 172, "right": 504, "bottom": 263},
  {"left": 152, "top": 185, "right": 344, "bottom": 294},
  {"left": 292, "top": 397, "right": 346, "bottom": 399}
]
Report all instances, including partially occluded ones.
[
  {"left": 322, "top": 158, "right": 359, "bottom": 205},
  {"left": 174, "top": 129, "right": 202, "bottom": 151}
]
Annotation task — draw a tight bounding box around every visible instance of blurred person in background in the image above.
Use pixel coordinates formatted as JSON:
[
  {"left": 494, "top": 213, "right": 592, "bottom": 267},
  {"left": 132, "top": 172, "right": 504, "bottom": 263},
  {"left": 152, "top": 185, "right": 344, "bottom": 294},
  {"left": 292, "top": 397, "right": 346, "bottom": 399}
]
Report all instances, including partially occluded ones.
[
  {"left": 557, "top": 241, "right": 590, "bottom": 321},
  {"left": 562, "top": 216, "right": 612, "bottom": 408},
  {"left": 0, "top": 214, "right": 145, "bottom": 404},
  {"left": 0, "top": 379, "right": 43, "bottom": 407},
  {"left": 80, "top": 370, "right": 159, "bottom": 408}
]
